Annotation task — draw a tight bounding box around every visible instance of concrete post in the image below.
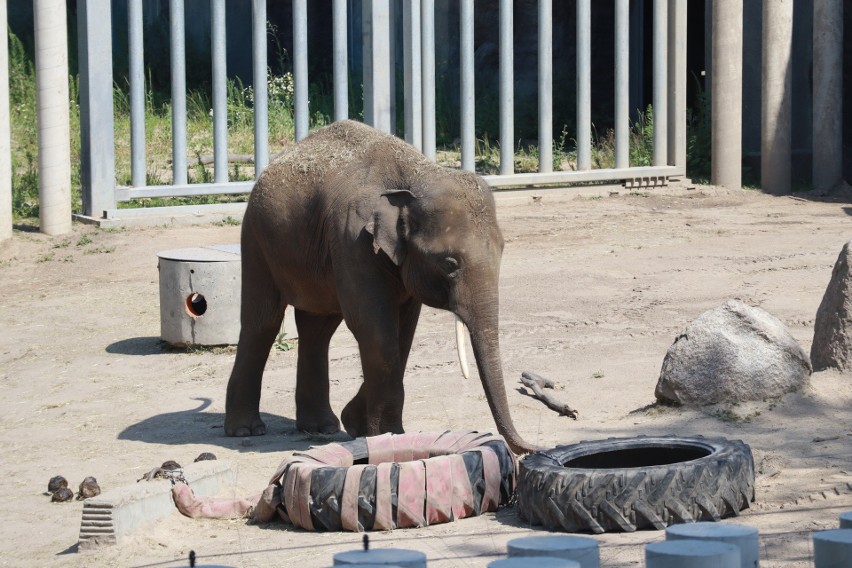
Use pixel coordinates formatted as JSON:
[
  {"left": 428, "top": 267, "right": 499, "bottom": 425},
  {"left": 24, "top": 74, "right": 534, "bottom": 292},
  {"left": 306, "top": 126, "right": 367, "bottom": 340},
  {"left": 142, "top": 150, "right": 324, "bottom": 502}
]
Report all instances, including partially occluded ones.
[
  {"left": 761, "top": 0, "right": 794, "bottom": 195},
  {"left": 813, "top": 529, "right": 852, "bottom": 567},
  {"left": 710, "top": 0, "right": 742, "bottom": 190},
  {"left": 813, "top": 0, "right": 843, "bottom": 192},
  {"left": 34, "top": 0, "right": 72, "bottom": 235},
  {"left": 0, "top": 0, "right": 11, "bottom": 241}
]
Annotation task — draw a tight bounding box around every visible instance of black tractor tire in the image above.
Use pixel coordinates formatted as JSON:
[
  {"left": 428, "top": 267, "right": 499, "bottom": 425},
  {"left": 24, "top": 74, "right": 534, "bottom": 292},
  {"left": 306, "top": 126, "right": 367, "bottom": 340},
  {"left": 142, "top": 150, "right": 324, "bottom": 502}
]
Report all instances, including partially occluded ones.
[{"left": 517, "top": 435, "right": 755, "bottom": 534}]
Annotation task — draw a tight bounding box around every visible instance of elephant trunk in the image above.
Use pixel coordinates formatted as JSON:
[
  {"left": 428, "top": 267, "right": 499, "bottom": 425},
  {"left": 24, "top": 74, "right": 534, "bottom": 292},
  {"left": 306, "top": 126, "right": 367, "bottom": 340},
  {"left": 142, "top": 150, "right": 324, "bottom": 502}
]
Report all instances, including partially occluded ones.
[{"left": 465, "top": 308, "right": 540, "bottom": 455}]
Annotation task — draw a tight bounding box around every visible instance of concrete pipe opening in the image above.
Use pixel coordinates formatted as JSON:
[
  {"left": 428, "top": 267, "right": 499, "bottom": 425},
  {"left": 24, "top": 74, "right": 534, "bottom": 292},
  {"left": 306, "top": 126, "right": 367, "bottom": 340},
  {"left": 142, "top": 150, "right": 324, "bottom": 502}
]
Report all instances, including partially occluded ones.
[{"left": 186, "top": 293, "right": 208, "bottom": 317}]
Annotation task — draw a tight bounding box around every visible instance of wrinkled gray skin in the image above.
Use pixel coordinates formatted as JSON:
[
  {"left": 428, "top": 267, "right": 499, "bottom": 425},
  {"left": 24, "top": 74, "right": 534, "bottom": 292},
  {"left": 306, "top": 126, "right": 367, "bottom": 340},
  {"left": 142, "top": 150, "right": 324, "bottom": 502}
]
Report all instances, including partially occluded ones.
[{"left": 224, "top": 120, "right": 536, "bottom": 454}]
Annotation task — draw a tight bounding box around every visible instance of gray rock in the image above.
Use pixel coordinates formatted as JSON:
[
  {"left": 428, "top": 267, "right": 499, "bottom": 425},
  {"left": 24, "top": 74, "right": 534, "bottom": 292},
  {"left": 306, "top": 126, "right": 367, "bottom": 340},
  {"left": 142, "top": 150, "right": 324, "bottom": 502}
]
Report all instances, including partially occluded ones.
[
  {"left": 655, "top": 300, "right": 812, "bottom": 406},
  {"left": 811, "top": 240, "right": 852, "bottom": 371}
]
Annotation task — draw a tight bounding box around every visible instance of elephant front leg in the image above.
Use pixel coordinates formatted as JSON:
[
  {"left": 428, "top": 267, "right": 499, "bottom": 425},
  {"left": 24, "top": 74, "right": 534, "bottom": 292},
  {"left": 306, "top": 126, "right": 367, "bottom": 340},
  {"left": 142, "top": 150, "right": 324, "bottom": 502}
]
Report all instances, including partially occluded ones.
[
  {"left": 225, "top": 320, "right": 282, "bottom": 437},
  {"left": 294, "top": 310, "right": 343, "bottom": 434}
]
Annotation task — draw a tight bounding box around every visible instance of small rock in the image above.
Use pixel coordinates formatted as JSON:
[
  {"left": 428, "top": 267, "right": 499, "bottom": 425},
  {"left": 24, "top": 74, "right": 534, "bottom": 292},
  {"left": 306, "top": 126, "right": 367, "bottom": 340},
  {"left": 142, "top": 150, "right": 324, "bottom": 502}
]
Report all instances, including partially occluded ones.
[
  {"left": 160, "top": 460, "right": 182, "bottom": 471},
  {"left": 47, "top": 475, "right": 68, "bottom": 494},
  {"left": 655, "top": 300, "right": 812, "bottom": 406},
  {"left": 51, "top": 487, "right": 74, "bottom": 502},
  {"left": 77, "top": 477, "right": 101, "bottom": 500},
  {"left": 194, "top": 452, "right": 217, "bottom": 462},
  {"left": 811, "top": 240, "right": 852, "bottom": 371}
]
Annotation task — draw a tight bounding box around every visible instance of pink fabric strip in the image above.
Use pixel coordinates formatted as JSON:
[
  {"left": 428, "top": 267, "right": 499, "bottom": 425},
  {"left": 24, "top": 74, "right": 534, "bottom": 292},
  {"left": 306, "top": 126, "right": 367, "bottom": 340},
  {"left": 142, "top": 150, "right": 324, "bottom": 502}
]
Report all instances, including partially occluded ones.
[
  {"left": 412, "top": 432, "right": 443, "bottom": 460},
  {"left": 373, "top": 462, "right": 394, "bottom": 530},
  {"left": 367, "top": 433, "right": 395, "bottom": 465},
  {"left": 448, "top": 454, "right": 475, "bottom": 520},
  {"left": 269, "top": 455, "right": 313, "bottom": 486},
  {"left": 396, "top": 460, "right": 426, "bottom": 528},
  {"left": 340, "top": 464, "right": 367, "bottom": 532},
  {"left": 431, "top": 430, "right": 472, "bottom": 455},
  {"left": 448, "top": 431, "right": 486, "bottom": 453},
  {"left": 283, "top": 464, "right": 302, "bottom": 528},
  {"left": 392, "top": 434, "right": 414, "bottom": 464},
  {"left": 470, "top": 447, "right": 501, "bottom": 512},
  {"left": 424, "top": 456, "right": 453, "bottom": 525},
  {"left": 304, "top": 443, "right": 354, "bottom": 467},
  {"left": 294, "top": 463, "right": 317, "bottom": 530}
]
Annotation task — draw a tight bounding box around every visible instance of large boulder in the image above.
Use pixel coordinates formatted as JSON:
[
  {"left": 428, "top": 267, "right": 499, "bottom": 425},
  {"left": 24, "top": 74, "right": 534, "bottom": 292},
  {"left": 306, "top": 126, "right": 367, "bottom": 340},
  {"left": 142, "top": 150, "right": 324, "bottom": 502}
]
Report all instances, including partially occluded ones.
[
  {"left": 811, "top": 240, "right": 852, "bottom": 371},
  {"left": 655, "top": 300, "right": 812, "bottom": 406}
]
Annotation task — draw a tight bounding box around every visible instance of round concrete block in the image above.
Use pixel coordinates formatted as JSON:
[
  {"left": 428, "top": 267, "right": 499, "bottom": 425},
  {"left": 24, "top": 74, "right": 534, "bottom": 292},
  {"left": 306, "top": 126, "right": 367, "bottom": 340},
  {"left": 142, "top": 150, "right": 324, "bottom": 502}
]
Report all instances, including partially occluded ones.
[
  {"left": 158, "top": 245, "right": 241, "bottom": 346},
  {"left": 646, "top": 539, "right": 740, "bottom": 568},
  {"left": 489, "top": 558, "right": 579, "bottom": 568},
  {"left": 813, "top": 529, "right": 852, "bottom": 568},
  {"left": 840, "top": 512, "right": 852, "bottom": 529},
  {"left": 507, "top": 535, "right": 599, "bottom": 568},
  {"left": 666, "top": 522, "right": 759, "bottom": 567},
  {"left": 333, "top": 548, "right": 426, "bottom": 567}
]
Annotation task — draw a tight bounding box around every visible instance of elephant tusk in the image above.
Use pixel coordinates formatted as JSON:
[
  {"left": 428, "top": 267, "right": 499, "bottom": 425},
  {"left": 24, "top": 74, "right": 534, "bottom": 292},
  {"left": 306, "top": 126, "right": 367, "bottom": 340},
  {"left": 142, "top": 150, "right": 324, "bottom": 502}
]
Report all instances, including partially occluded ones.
[{"left": 455, "top": 315, "right": 470, "bottom": 380}]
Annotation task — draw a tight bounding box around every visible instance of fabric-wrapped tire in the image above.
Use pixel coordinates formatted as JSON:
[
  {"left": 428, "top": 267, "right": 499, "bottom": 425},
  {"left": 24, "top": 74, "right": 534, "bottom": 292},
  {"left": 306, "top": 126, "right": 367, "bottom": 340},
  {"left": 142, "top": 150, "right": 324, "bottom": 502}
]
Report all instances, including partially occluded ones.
[
  {"left": 268, "top": 430, "right": 516, "bottom": 531},
  {"left": 517, "top": 435, "right": 755, "bottom": 534}
]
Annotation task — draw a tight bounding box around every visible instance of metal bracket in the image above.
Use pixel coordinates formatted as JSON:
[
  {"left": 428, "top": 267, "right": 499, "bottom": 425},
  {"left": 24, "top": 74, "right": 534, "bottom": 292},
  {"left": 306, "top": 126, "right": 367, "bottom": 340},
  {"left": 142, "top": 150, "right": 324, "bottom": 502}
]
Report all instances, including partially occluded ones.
[{"left": 623, "top": 175, "right": 669, "bottom": 190}]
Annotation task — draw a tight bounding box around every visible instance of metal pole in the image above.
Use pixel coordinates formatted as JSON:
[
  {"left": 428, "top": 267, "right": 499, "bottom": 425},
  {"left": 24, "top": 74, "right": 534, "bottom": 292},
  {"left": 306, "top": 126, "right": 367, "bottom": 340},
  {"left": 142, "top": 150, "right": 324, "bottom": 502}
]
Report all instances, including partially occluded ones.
[
  {"left": 128, "top": 0, "right": 146, "bottom": 187},
  {"left": 460, "top": 0, "right": 474, "bottom": 172},
  {"left": 252, "top": 0, "right": 268, "bottom": 174},
  {"left": 614, "top": 0, "right": 628, "bottom": 169},
  {"left": 211, "top": 0, "right": 228, "bottom": 182},
  {"left": 371, "top": 0, "right": 392, "bottom": 133},
  {"left": 576, "top": 0, "right": 590, "bottom": 171},
  {"left": 710, "top": 0, "right": 742, "bottom": 189},
  {"left": 388, "top": 0, "right": 396, "bottom": 135},
  {"left": 0, "top": 0, "right": 10, "bottom": 240},
  {"left": 77, "top": 0, "right": 116, "bottom": 217},
  {"left": 294, "top": 0, "right": 308, "bottom": 141},
  {"left": 499, "top": 0, "right": 513, "bottom": 175},
  {"left": 813, "top": 0, "right": 843, "bottom": 192},
  {"left": 537, "top": 0, "right": 552, "bottom": 173},
  {"left": 667, "top": 0, "right": 686, "bottom": 170},
  {"left": 652, "top": 0, "right": 667, "bottom": 166},
  {"left": 34, "top": 0, "right": 72, "bottom": 234},
  {"left": 761, "top": 0, "right": 793, "bottom": 195},
  {"left": 421, "top": 0, "right": 435, "bottom": 160},
  {"left": 169, "top": 0, "right": 187, "bottom": 185},
  {"left": 333, "top": 0, "right": 348, "bottom": 122},
  {"left": 403, "top": 0, "right": 422, "bottom": 150}
]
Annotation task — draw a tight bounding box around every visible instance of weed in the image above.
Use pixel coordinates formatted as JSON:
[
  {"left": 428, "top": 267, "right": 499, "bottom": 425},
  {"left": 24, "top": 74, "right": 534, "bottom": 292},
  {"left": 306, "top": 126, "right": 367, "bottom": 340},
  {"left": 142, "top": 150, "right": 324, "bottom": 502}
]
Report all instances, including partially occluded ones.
[
  {"left": 77, "top": 234, "right": 93, "bottom": 247},
  {"left": 275, "top": 332, "right": 297, "bottom": 352},
  {"left": 37, "top": 252, "right": 55, "bottom": 263},
  {"left": 83, "top": 246, "right": 116, "bottom": 255},
  {"left": 53, "top": 240, "right": 71, "bottom": 249},
  {"left": 214, "top": 216, "right": 242, "bottom": 227},
  {"left": 591, "top": 371, "right": 604, "bottom": 379}
]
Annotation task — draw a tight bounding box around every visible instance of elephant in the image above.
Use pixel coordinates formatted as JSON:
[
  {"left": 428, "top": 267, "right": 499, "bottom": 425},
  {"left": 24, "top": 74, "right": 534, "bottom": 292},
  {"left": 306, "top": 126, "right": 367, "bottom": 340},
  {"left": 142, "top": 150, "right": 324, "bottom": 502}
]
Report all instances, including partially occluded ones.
[{"left": 224, "top": 120, "right": 536, "bottom": 455}]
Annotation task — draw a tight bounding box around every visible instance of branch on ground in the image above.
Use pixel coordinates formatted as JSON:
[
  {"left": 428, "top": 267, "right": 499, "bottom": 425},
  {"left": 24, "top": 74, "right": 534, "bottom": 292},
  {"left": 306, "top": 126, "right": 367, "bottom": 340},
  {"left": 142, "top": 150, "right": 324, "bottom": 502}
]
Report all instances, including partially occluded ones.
[{"left": 518, "top": 371, "right": 578, "bottom": 419}]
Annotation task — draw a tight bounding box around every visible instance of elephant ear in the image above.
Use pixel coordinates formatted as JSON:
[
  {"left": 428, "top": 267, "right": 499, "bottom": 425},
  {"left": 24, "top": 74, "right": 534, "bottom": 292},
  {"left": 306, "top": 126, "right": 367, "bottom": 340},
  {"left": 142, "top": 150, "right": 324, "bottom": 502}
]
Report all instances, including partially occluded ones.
[{"left": 365, "top": 189, "right": 415, "bottom": 266}]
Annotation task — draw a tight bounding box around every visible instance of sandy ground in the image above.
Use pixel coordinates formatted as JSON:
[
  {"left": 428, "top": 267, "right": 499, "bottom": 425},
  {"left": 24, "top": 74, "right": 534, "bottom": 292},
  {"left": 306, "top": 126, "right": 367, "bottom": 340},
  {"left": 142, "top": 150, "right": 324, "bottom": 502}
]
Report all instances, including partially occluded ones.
[{"left": 1, "top": 185, "right": 851, "bottom": 567}]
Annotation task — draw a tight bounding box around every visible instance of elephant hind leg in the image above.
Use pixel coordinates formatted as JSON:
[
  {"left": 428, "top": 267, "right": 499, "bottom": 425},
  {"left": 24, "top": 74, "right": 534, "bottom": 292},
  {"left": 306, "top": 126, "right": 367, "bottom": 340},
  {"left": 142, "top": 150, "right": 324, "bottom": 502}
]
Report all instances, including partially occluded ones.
[
  {"left": 225, "top": 243, "right": 285, "bottom": 437},
  {"left": 294, "top": 309, "right": 343, "bottom": 434}
]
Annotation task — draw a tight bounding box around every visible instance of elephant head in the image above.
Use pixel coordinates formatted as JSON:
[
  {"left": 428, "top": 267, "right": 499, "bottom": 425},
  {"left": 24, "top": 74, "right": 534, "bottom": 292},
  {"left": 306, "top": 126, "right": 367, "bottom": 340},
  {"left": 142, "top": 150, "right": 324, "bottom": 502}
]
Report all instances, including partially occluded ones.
[{"left": 366, "top": 171, "right": 538, "bottom": 455}]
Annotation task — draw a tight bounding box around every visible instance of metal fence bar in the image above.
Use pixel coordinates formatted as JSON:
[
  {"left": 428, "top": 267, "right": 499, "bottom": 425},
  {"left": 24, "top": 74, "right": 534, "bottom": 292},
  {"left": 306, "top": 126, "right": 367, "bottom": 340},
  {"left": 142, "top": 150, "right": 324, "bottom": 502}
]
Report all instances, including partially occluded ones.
[
  {"left": 362, "top": 0, "right": 373, "bottom": 126},
  {"left": 485, "top": 165, "right": 680, "bottom": 188},
  {"left": 667, "top": 0, "right": 685, "bottom": 169},
  {"left": 576, "top": 0, "right": 590, "bottom": 171},
  {"left": 460, "top": 0, "right": 474, "bottom": 172},
  {"left": 370, "top": 0, "right": 392, "bottom": 133},
  {"left": 538, "top": 0, "right": 552, "bottom": 173},
  {"left": 421, "top": 0, "right": 435, "bottom": 160},
  {"left": 333, "top": 0, "right": 348, "bottom": 122},
  {"left": 78, "top": 0, "right": 116, "bottom": 216},
  {"left": 652, "top": 0, "right": 667, "bottom": 166},
  {"left": 252, "top": 0, "right": 268, "bottom": 174},
  {"left": 614, "top": 0, "right": 629, "bottom": 169},
  {"left": 169, "top": 0, "right": 187, "bottom": 185},
  {"left": 0, "top": 0, "right": 10, "bottom": 240},
  {"left": 403, "top": 0, "right": 422, "bottom": 150},
  {"left": 117, "top": 181, "right": 255, "bottom": 201},
  {"left": 499, "top": 0, "right": 513, "bottom": 175},
  {"left": 211, "top": 0, "right": 228, "bottom": 183},
  {"left": 128, "top": 0, "right": 145, "bottom": 187},
  {"left": 388, "top": 0, "right": 396, "bottom": 135},
  {"left": 294, "top": 0, "right": 309, "bottom": 141}
]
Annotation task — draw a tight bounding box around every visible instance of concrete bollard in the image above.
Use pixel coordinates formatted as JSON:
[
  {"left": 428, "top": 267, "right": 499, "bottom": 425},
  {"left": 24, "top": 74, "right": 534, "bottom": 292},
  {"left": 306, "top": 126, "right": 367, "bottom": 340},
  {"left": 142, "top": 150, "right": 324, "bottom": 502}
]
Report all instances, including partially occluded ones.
[
  {"left": 507, "top": 535, "right": 599, "bottom": 568},
  {"left": 489, "top": 558, "right": 579, "bottom": 568},
  {"left": 840, "top": 512, "right": 852, "bottom": 529},
  {"left": 333, "top": 548, "right": 426, "bottom": 567},
  {"left": 813, "top": 529, "right": 852, "bottom": 568},
  {"left": 666, "top": 522, "right": 759, "bottom": 567},
  {"left": 646, "top": 539, "right": 740, "bottom": 568}
]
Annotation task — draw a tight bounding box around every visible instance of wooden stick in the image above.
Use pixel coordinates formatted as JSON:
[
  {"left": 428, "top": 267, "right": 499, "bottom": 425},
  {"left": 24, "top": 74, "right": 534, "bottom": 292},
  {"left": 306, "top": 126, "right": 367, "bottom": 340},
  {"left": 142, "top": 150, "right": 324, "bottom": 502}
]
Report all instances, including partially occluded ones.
[
  {"left": 521, "top": 370, "right": 556, "bottom": 389},
  {"left": 519, "top": 374, "right": 578, "bottom": 419}
]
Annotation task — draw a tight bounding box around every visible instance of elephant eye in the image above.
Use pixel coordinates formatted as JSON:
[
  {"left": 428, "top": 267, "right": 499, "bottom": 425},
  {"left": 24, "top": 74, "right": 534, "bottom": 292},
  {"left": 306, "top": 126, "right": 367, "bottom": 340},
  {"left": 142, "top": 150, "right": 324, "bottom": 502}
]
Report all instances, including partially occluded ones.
[{"left": 440, "top": 256, "right": 460, "bottom": 278}]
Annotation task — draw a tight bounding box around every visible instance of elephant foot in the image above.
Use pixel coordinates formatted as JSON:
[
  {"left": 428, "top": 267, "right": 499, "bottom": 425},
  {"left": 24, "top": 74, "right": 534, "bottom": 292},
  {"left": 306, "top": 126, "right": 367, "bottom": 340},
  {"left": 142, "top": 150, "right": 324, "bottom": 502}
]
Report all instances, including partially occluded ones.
[
  {"left": 296, "top": 409, "right": 341, "bottom": 435},
  {"left": 340, "top": 398, "right": 367, "bottom": 439},
  {"left": 224, "top": 411, "right": 267, "bottom": 437}
]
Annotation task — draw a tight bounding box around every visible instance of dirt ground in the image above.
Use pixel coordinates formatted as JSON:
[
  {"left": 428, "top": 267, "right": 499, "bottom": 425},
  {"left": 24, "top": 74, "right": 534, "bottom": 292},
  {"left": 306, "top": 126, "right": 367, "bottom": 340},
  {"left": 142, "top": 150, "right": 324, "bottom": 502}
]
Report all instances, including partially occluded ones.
[{"left": 1, "top": 185, "right": 851, "bottom": 567}]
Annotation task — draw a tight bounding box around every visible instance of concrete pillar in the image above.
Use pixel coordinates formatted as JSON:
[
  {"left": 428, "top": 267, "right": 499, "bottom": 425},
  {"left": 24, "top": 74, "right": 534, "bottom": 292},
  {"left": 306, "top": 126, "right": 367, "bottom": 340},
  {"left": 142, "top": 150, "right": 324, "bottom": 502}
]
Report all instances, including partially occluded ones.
[
  {"left": 507, "top": 535, "right": 599, "bottom": 568},
  {"left": 841, "top": 511, "right": 852, "bottom": 529},
  {"left": 666, "top": 522, "right": 759, "bottom": 568},
  {"left": 646, "top": 539, "right": 740, "bottom": 568},
  {"left": 813, "top": 529, "right": 852, "bottom": 568},
  {"left": 34, "top": 0, "right": 72, "bottom": 235},
  {"left": 710, "top": 0, "right": 742, "bottom": 189},
  {"left": 0, "top": 0, "right": 11, "bottom": 241},
  {"left": 813, "top": 0, "right": 844, "bottom": 192},
  {"left": 761, "top": 0, "right": 794, "bottom": 195}
]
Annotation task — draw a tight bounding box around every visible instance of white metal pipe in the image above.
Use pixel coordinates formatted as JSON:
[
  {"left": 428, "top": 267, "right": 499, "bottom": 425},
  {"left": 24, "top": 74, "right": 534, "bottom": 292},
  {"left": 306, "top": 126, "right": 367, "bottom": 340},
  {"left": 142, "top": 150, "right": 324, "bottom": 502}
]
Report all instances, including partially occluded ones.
[
  {"left": 576, "top": 0, "right": 590, "bottom": 171},
  {"left": 403, "top": 0, "right": 422, "bottom": 150},
  {"left": 614, "top": 0, "right": 629, "bottom": 169},
  {"left": 812, "top": 0, "right": 843, "bottom": 192},
  {"left": 333, "top": 0, "right": 349, "bottom": 122},
  {"left": 128, "top": 0, "right": 146, "bottom": 187},
  {"left": 667, "top": 0, "right": 686, "bottom": 169},
  {"left": 169, "top": 0, "right": 187, "bottom": 186},
  {"left": 294, "top": 0, "right": 309, "bottom": 142},
  {"left": 538, "top": 0, "right": 552, "bottom": 173},
  {"left": 761, "top": 0, "right": 793, "bottom": 195},
  {"left": 499, "top": 0, "right": 513, "bottom": 175},
  {"left": 211, "top": 0, "right": 228, "bottom": 182},
  {"left": 370, "top": 0, "right": 392, "bottom": 134},
  {"left": 34, "top": 0, "right": 72, "bottom": 235},
  {"left": 421, "top": 0, "right": 436, "bottom": 160},
  {"left": 460, "top": 0, "right": 475, "bottom": 171},
  {"left": 0, "top": 0, "right": 11, "bottom": 241},
  {"left": 710, "top": 0, "right": 742, "bottom": 189},
  {"left": 252, "top": 0, "right": 268, "bottom": 174},
  {"left": 652, "top": 0, "right": 667, "bottom": 166}
]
